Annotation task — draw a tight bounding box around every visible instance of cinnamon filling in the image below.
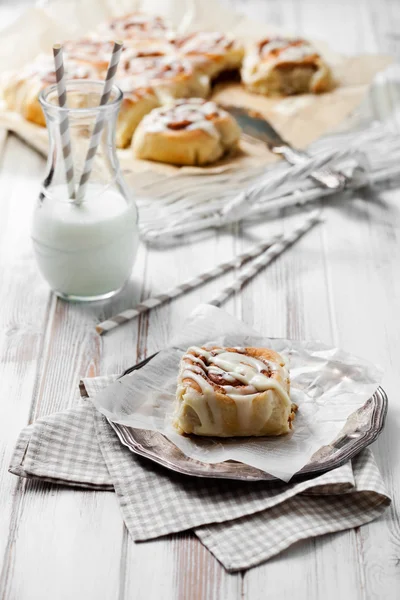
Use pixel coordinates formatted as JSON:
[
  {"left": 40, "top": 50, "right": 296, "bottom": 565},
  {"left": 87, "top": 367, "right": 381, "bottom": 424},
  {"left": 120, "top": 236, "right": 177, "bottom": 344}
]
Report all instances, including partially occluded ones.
[
  {"left": 64, "top": 39, "right": 114, "bottom": 60},
  {"left": 121, "top": 56, "right": 188, "bottom": 79},
  {"left": 185, "top": 348, "right": 273, "bottom": 390},
  {"left": 257, "top": 37, "right": 317, "bottom": 62},
  {"left": 167, "top": 119, "right": 193, "bottom": 130},
  {"left": 158, "top": 102, "right": 219, "bottom": 130},
  {"left": 175, "top": 32, "right": 234, "bottom": 54},
  {"left": 109, "top": 14, "right": 167, "bottom": 33}
]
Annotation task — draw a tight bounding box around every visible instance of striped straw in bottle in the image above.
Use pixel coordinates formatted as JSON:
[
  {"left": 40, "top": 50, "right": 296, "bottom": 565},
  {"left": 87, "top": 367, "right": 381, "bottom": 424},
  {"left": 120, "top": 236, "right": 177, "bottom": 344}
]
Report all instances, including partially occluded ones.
[
  {"left": 209, "top": 210, "right": 321, "bottom": 308},
  {"left": 52, "top": 44, "right": 76, "bottom": 200},
  {"left": 76, "top": 40, "right": 123, "bottom": 203}
]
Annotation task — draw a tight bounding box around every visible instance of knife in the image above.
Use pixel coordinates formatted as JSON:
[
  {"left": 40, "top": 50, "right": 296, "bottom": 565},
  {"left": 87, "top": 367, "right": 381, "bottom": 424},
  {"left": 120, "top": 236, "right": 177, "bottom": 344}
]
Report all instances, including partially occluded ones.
[{"left": 222, "top": 105, "right": 347, "bottom": 191}]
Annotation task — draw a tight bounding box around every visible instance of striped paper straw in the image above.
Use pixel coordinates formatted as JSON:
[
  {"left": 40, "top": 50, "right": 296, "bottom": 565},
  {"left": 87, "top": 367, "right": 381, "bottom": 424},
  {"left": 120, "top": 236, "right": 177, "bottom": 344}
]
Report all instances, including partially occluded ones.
[
  {"left": 96, "top": 231, "right": 284, "bottom": 334},
  {"left": 53, "top": 44, "right": 76, "bottom": 200},
  {"left": 209, "top": 210, "right": 321, "bottom": 308},
  {"left": 76, "top": 40, "right": 123, "bottom": 203}
]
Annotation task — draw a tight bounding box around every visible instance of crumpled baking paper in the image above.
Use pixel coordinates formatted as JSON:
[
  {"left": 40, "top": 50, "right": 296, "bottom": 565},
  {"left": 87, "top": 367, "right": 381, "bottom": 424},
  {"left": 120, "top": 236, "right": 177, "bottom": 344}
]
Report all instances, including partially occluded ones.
[{"left": 91, "top": 304, "right": 383, "bottom": 481}]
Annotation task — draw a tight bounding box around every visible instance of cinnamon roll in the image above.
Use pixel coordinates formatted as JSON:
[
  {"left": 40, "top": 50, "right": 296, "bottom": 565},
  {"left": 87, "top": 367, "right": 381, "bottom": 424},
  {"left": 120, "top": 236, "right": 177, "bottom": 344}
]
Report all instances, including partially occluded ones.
[
  {"left": 119, "top": 39, "right": 176, "bottom": 62},
  {"left": 2, "top": 54, "right": 101, "bottom": 127},
  {"left": 118, "top": 55, "right": 210, "bottom": 103},
  {"left": 115, "top": 79, "right": 159, "bottom": 148},
  {"left": 63, "top": 38, "right": 176, "bottom": 74},
  {"left": 173, "top": 31, "right": 244, "bottom": 79},
  {"left": 241, "top": 37, "right": 333, "bottom": 96},
  {"left": 174, "top": 345, "right": 294, "bottom": 437},
  {"left": 63, "top": 38, "right": 116, "bottom": 72},
  {"left": 96, "top": 12, "right": 173, "bottom": 40},
  {"left": 132, "top": 98, "right": 241, "bottom": 166}
]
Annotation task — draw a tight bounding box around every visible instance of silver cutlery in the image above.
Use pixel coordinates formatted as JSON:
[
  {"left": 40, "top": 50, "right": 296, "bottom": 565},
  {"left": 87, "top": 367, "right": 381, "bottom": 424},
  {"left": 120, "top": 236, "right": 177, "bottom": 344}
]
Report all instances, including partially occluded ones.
[{"left": 223, "top": 105, "right": 347, "bottom": 191}]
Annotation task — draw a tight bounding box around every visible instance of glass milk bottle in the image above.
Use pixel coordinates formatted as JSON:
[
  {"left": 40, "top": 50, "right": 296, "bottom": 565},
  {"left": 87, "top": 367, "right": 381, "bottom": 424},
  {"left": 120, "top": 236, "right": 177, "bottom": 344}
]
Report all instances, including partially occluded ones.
[{"left": 32, "top": 80, "right": 139, "bottom": 301}]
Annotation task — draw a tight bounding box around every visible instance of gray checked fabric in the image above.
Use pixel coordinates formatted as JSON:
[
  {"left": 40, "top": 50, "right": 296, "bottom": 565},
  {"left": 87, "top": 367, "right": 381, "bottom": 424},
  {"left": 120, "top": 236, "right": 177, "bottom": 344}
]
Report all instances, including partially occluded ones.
[{"left": 9, "top": 375, "right": 391, "bottom": 572}]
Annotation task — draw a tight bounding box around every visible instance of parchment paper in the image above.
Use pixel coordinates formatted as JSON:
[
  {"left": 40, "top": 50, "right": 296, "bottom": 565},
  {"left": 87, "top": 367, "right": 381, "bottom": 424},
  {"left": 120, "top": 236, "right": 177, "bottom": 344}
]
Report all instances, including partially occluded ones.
[
  {"left": 0, "top": 0, "right": 392, "bottom": 176},
  {"left": 91, "top": 305, "right": 383, "bottom": 482}
]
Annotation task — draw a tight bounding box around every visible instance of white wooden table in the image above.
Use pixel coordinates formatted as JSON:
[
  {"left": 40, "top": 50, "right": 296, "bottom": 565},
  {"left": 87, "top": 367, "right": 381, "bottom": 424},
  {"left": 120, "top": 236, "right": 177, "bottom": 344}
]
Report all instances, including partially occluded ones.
[{"left": 0, "top": 1, "right": 399, "bottom": 598}]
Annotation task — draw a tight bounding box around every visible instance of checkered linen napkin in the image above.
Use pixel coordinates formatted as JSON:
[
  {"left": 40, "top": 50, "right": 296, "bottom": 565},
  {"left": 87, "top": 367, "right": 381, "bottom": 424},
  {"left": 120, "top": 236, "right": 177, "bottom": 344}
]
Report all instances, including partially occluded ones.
[{"left": 9, "top": 374, "right": 391, "bottom": 572}]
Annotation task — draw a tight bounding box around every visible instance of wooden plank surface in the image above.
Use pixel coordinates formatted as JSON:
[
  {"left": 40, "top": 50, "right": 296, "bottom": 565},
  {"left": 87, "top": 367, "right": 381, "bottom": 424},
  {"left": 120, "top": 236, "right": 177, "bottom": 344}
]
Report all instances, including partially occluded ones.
[{"left": 0, "top": 1, "right": 399, "bottom": 599}]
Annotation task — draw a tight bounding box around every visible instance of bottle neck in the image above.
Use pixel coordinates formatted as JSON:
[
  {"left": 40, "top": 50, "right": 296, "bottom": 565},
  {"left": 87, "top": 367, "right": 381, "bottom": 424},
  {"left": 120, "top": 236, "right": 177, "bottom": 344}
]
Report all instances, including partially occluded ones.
[
  {"left": 43, "top": 105, "right": 121, "bottom": 195},
  {"left": 39, "top": 81, "right": 123, "bottom": 200}
]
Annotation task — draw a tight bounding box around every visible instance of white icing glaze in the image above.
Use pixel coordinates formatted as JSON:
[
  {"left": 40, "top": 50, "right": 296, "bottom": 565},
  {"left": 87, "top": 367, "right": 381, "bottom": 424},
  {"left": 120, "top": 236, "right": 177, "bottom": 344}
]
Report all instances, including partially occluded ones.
[
  {"left": 140, "top": 100, "right": 224, "bottom": 139},
  {"left": 63, "top": 39, "right": 114, "bottom": 64},
  {"left": 187, "top": 119, "right": 219, "bottom": 138},
  {"left": 242, "top": 38, "right": 318, "bottom": 86},
  {"left": 258, "top": 39, "right": 315, "bottom": 62},
  {"left": 99, "top": 12, "right": 170, "bottom": 38},
  {"left": 19, "top": 54, "right": 95, "bottom": 84},
  {"left": 179, "top": 32, "right": 234, "bottom": 55},
  {"left": 202, "top": 100, "right": 221, "bottom": 115},
  {"left": 276, "top": 44, "right": 315, "bottom": 62},
  {"left": 120, "top": 55, "right": 192, "bottom": 81},
  {"left": 178, "top": 346, "right": 290, "bottom": 434},
  {"left": 182, "top": 346, "right": 289, "bottom": 403},
  {"left": 117, "top": 77, "right": 145, "bottom": 94}
]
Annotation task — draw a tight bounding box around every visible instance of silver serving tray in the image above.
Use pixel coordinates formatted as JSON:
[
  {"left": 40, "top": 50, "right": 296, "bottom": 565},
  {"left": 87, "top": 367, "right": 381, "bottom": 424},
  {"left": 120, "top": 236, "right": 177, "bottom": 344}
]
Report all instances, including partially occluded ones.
[{"left": 107, "top": 355, "right": 388, "bottom": 482}]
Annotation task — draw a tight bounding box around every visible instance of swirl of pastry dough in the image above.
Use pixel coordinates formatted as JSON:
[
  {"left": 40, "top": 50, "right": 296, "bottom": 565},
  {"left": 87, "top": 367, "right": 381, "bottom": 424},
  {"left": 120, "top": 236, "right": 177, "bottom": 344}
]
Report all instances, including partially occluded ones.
[
  {"left": 97, "top": 12, "right": 171, "bottom": 39},
  {"left": 242, "top": 36, "right": 333, "bottom": 95},
  {"left": 118, "top": 54, "right": 193, "bottom": 82},
  {"left": 120, "top": 40, "right": 175, "bottom": 62},
  {"left": 173, "top": 31, "right": 244, "bottom": 78},
  {"left": 22, "top": 54, "right": 99, "bottom": 85},
  {"left": 181, "top": 346, "right": 290, "bottom": 402},
  {"left": 2, "top": 54, "right": 101, "bottom": 128},
  {"left": 137, "top": 98, "right": 225, "bottom": 136},
  {"left": 112, "top": 75, "right": 159, "bottom": 149},
  {"left": 174, "top": 345, "right": 294, "bottom": 437},
  {"left": 64, "top": 39, "right": 176, "bottom": 77},
  {"left": 256, "top": 37, "right": 318, "bottom": 64},
  {"left": 118, "top": 55, "right": 210, "bottom": 103},
  {"left": 63, "top": 38, "right": 116, "bottom": 72},
  {"left": 174, "top": 31, "right": 236, "bottom": 55}
]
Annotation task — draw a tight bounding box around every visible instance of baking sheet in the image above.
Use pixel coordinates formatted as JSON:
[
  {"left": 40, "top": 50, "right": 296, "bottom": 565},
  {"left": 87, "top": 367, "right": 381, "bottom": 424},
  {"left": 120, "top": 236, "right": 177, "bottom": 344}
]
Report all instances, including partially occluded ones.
[{"left": 0, "top": 0, "right": 392, "bottom": 176}]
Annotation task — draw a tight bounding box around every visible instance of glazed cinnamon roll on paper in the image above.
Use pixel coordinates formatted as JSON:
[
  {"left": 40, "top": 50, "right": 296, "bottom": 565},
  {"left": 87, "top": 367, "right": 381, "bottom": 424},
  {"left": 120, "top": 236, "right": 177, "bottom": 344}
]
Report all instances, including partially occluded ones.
[
  {"left": 2, "top": 54, "right": 101, "bottom": 127},
  {"left": 96, "top": 12, "right": 173, "bottom": 40},
  {"left": 118, "top": 55, "right": 210, "bottom": 103},
  {"left": 242, "top": 37, "right": 333, "bottom": 96},
  {"left": 173, "top": 31, "right": 244, "bottom": 79},
  {"left": 174, "top": 346, "right": 294, "bottom": 437},
  {"left": 132, "top": 98, "right": 241, "bottom": 165}
]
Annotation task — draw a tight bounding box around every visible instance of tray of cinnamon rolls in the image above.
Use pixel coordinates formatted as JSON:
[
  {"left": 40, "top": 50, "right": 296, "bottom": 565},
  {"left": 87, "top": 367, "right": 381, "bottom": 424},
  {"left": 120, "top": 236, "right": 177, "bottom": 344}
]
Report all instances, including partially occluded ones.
[{"left": 0, "top": 10, "right": 335, "bottom": 167}]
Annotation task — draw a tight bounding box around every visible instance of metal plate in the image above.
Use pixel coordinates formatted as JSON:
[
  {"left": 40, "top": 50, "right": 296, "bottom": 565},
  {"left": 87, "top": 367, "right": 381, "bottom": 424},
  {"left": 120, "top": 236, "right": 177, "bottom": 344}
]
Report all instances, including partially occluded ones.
[{"left": 108, "top": 355, "right": 388, "bottom": 482}]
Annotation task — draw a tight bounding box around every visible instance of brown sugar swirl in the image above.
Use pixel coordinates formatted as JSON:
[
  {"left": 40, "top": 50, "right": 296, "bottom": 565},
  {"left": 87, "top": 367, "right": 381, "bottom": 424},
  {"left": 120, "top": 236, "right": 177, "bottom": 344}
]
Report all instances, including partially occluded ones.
[
  {"left": 97, "top": 12, "right": 171, "bottom": 39},
  {"left": 181, "top": 346, "right": 287, "bottom": 399},
  {"left": 137, "top": 99, "right": 226, "bottom": 137}
]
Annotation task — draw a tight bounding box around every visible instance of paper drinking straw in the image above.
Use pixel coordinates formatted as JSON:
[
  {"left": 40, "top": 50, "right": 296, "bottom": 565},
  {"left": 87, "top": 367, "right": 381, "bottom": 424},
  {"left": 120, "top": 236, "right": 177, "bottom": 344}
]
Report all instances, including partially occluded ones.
[
  {"left": 76, "top": 40, "right": 123, "bottom": 203},
  {"left": 96, "top": 231, "right": 283, "bottom": 334},
  {"left": 209, "top": 210, "right": 321, "bottom": 308},
  {"left": 142, "top": 150, "right": 349, "bottom": 243},
  {"left": 52, "top": 44, "right": 76, "bottom": 200}
]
